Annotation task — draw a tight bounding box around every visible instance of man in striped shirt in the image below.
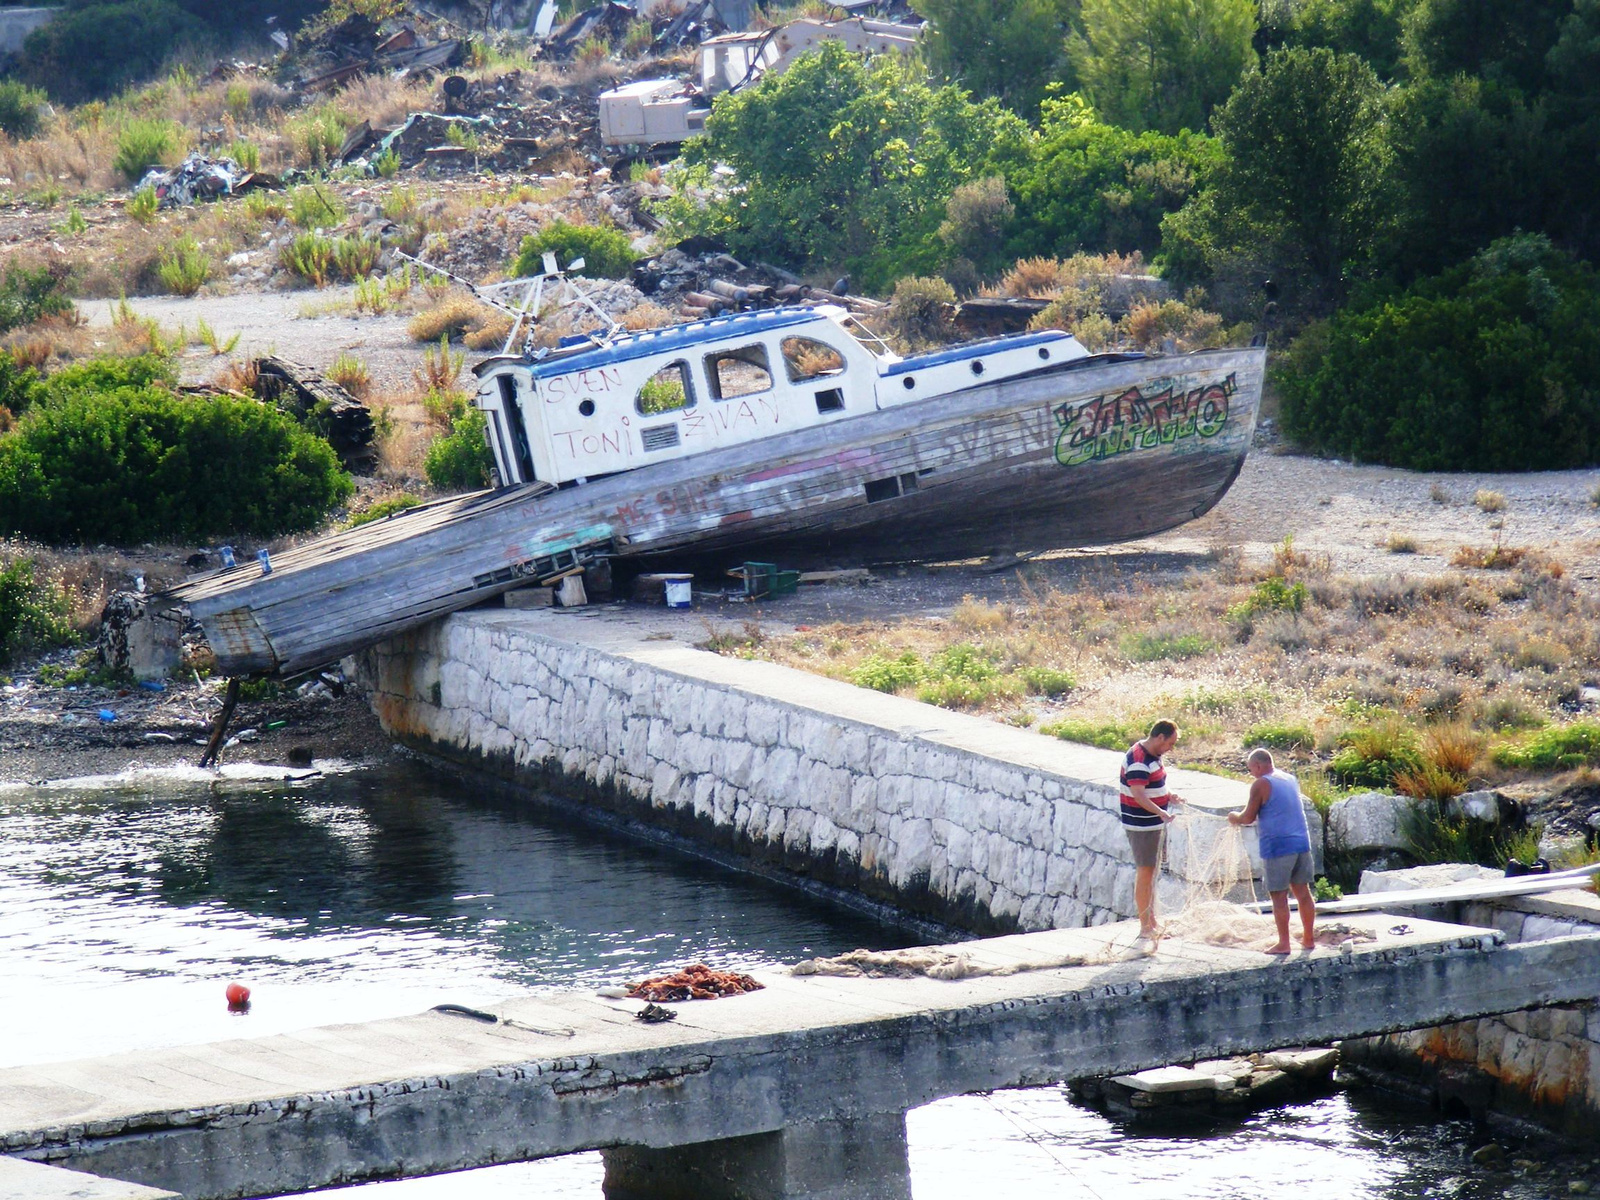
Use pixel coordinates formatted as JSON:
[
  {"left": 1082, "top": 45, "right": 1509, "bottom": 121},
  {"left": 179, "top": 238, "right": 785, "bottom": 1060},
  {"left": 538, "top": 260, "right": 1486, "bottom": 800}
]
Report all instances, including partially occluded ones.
[{"left": 1121, "top": 719, "right": 1186, "bottom": 940}]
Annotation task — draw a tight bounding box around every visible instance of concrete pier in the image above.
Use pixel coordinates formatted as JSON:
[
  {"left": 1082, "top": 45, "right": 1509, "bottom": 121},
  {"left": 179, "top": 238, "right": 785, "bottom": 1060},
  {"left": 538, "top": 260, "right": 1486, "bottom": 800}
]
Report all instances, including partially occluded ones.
[
  {"left": 359, "top": 607, "right": 1287, "bottom": 933},
  {"left": 3, "top": 918, "right": 1597, "bottom": 1199}
]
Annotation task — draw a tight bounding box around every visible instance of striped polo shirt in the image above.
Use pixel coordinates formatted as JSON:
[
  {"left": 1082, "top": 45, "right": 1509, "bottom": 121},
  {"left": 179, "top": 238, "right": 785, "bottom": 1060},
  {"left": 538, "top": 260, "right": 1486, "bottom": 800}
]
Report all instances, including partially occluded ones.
[{"left": 1119, "top": 740, "right": 1169, "bottom": 828}]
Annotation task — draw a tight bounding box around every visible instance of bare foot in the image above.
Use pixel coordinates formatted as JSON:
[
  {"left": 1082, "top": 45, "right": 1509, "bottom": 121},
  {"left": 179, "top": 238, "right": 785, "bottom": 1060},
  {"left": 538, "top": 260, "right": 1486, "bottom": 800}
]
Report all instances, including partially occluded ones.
[
  {"left": 1300, "top": 936, "right": 1316, "bottom": 950},
  {"left": 1264, "top": 943, "right": 1292, "bottom": 955}
]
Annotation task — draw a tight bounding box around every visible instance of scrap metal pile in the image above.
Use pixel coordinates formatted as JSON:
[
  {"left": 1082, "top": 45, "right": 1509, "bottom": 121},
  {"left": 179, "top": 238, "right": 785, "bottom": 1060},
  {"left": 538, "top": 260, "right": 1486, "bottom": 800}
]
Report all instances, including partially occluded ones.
[
  {"left": 292, "top": 13, "right": 465, "bottom": 94},
  {"left": 135, "top": 153, "right": 279, "bottom": 209},
  {"left": 625, "top": 963, "right": 765, "bottom": 1001},
  {"left": 631, "top": 246, "right": 885, "bottom": 320},
  {"left": 333, "top": 72, "right": 604, "bottom": 176}
]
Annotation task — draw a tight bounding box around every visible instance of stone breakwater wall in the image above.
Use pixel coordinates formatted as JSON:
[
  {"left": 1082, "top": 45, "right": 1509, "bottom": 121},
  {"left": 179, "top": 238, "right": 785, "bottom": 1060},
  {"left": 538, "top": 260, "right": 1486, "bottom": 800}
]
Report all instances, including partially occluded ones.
[
  {"left": 1342, "top": 871, "right": 1600, "bottom": 1138},
  {"left": 357, "top": 609, "right": 1252, "bottom": 934}
]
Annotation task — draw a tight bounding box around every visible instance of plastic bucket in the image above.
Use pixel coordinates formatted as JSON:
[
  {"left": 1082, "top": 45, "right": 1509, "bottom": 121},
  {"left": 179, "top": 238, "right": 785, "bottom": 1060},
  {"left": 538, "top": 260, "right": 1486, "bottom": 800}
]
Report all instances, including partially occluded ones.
[{"left": 665, "top": 577, "right": 692, "bottom": 609}]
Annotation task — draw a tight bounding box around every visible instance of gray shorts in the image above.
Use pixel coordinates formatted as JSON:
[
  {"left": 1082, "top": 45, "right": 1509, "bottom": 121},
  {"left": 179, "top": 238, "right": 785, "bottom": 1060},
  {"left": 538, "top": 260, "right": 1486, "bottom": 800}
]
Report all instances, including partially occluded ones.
[
  {"left": 1125, "top": 827, "right": 1164, "bottom": 869},
  {"left": 1263, "top": 850, "right": 1314, "bottom": 892}
]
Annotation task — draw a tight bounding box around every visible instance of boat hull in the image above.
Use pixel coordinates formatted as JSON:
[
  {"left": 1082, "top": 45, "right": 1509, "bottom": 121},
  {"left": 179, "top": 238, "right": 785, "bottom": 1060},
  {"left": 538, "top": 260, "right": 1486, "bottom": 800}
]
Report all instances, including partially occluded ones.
[{"left": 166, "top": 346, "right": 1263, "bottom": 676}]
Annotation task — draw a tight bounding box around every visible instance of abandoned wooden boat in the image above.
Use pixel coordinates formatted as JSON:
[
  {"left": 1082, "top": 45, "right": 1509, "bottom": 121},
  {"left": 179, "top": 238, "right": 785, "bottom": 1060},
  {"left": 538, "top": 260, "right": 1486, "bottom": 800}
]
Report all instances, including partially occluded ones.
[{"left": 161, "top": 304, "right": 1265, "bottom": 677}]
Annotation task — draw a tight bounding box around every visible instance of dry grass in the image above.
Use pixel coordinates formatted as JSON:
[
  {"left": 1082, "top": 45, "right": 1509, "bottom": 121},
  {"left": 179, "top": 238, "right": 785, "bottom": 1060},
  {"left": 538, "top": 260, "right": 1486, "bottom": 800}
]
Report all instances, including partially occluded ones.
[
  {"left": 408, "top": 297, "right": 497, "bottom": 343},
  {"left": 1473, "top": 488, "right": 1508, "bottom": 514},
  {"left": 719, "top": 550, "right": 1600, "bottom": 789}
]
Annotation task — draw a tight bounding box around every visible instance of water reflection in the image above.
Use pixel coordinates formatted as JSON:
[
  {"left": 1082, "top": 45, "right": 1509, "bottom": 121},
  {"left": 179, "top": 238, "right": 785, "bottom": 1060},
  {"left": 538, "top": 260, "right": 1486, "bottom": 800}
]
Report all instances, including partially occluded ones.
[{"left": 0, "top": 763, "right": 909, "bottom": 1066}]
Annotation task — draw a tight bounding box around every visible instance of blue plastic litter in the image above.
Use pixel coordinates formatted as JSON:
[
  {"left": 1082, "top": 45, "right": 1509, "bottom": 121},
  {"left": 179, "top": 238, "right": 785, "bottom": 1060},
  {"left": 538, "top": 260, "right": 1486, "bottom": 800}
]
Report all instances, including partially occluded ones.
[
  {"left": 97, "top": 709, "right": 116, "bottom": 722},
  {"left": 138, "top": 680, "right": 166, "bottom": 692}
]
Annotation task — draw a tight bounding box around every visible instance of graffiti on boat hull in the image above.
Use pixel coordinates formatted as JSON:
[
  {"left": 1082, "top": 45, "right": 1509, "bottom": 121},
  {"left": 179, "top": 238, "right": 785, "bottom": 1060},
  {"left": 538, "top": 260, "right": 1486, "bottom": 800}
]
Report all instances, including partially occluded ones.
[{"left": 1053, "top": 374, "right": 1236, "bottom": 467}]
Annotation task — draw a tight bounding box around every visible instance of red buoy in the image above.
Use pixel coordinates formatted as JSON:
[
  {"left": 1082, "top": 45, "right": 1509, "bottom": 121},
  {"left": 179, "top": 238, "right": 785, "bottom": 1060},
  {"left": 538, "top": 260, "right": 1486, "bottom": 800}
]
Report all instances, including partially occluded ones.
[{"left": 225, "top": 983, "right": 251, "bottom": 1010}]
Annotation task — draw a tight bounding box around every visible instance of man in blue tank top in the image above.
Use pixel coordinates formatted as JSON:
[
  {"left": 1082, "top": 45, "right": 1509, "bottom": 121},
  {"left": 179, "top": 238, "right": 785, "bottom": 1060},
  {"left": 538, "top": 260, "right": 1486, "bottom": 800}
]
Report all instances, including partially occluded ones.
[{"left": 1228, "top": 748, "right": 1316, "bottom": 953}]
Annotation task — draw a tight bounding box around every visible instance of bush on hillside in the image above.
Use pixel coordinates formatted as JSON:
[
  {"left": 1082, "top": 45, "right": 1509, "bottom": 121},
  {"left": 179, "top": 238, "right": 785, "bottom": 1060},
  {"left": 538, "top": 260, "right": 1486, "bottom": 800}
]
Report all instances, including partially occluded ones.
[
  {"left": 114, "top": 119, "right": 183, "bottom": 183},
  {"left": 512, "top": 221, "right": 637, "bottom": 281},
  {"left": 17, "top": 1, "right": 207, "bottom": 105},
  {"left": 1277, "top": 234, "right": 1600, "bottom": 471},
  {"left": 0, "top": 264, "right": 72, "bottom": 337},
  {"left": 0, "top": 381, "right": 352, "bottom": 542},
  {"left": 0, "top": 80, "right": 47, "bottom": 139}
]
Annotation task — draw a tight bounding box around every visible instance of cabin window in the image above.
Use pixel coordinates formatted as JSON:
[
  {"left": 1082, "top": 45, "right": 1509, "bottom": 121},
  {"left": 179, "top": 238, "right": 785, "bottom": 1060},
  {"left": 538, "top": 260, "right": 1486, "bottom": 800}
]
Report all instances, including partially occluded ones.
[
  {"left": 814, "top": 388, "right": 845, "bottom": 414},
  {"left": 636, "top": 361, "right": 694, "bottom": 415},
  {"left": 781, "top": 336, "right": 845, "bottom": 383},
  {"left": 705, "top": 344, "right": 772, "bottom": 400}
]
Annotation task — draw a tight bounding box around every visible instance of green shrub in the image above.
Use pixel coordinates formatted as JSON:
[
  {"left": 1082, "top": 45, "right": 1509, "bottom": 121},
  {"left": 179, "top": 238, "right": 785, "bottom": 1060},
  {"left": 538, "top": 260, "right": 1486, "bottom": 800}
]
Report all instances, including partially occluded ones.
[
  {"left": 1018, "top": 665, "right": 1076, "bottom": 697},
  {"left": 1278, "top": 234, "right": 1600, "bottom": 471},
  {"left": 512, "top": 220, "right": 637, "bottom": 280},
  {"left": 1120, "top": 631, "right": 1217, "bottom": 662},
  {"left": 1039, "top": 718, "right": 1143, "bottom": 750},
  {"left": 373, "top": 147, "right": 401, "bottom": 179},
  {"left": 156, "top": 236, "right": 210, "bottom": 296},
  {"left": 0, "top": 556, "right": 75, "bottom": 662},
  {"left": 1491, "top": 722, "right": 1600, "bottom": 770},
  {"left": 0, "top": 382, "right": 352, "bottom": 541},
  {"left": 125, "top": 186, "right": 159, "bottom": 225},
  {"left": 114, "top": 118, "right": 182, "bottom": 182},
  {"left": 0, "top": 80, "right": 47, "bottom": 139},
  {"left": 40, "top": 354, "right": 176, "bottom": 401},
  {"left": 423, "top": 407, "right": 493, "bottom": 491},
  {"left": 0, "top": 264, "right": 72, "bottom": 336},
  {"left": 915, "top": 673, "right": 1019, "bottom": 708},
  {"left": 850, "top": 651, "right": 924, "bottom": 692},
  {"left": 226, "top": 139, "right": 261, "bottom": 172},
  {"left": 348, "top": 494, "right": 422, "bottom": 528},
  {"left": 1311, "top": 876, "right": 1343, "bottom": 902},
  {"left": 0, "top": 356, "right": 43, "bottom": 419},
  {"left": 1227, "top": 576, "right": 1307, "bottom": 622},
  {"left": 332, "top": 235, "right": 381, "bottom": 281},
  {"left": 1329, "top": 720, "right": 1424, "bottom": 788},
  {"left": 281, "top": 232, "right": 337, "bottom": 287},
  {"left": 1244, "top": 721, "right": 1315, "bottom": 752},
  {"left": 288, "top": 185, "right": 345, "bottom": 230}
]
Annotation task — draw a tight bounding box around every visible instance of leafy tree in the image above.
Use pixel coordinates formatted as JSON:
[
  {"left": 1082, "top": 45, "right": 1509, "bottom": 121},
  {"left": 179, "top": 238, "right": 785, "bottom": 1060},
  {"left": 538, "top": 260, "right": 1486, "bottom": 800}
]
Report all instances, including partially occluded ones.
[
  {"left": 1159, "top": 47, "right": 1390, "bottom": 313},
  {"left": 1400, "top": 0, "right": 1571, "bottom": 93},
  {"left": 1276, "top": 234, "right": 1600, "bottom": 471},
  {"left": 1067, "top": 0, "right": 1257, "bottom": 134},
  {"left": 667, "top": 42, "right": 1029, "bottom": 292},
  {"left": 1283, "top": 0, "right": 1415, "bottom": 80},
  {"left": 918, "top": 0, "right": 1080, "bottom": 117},
  {"left": 1008, "top": 92, "right": 1220, "bottom": 260}
]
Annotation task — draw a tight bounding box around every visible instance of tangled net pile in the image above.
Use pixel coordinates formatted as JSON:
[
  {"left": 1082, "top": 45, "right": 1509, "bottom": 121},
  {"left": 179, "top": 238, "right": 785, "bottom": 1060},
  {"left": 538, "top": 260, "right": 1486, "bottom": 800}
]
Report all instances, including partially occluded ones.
[{"left": 626, "top": 963, "right": 764, "bottom": 1001}]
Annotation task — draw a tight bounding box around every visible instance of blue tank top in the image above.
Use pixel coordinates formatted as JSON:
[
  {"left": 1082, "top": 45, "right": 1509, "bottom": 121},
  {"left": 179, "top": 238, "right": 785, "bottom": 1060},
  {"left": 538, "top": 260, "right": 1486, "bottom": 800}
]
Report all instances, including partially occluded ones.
[{"left": 1256, "top": 770, "right": 1311, "bottom": 858}]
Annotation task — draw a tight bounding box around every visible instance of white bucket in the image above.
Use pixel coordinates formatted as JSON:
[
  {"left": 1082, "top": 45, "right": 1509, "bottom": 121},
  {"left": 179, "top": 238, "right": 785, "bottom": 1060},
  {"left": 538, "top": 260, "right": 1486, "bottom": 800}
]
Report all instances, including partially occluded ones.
[{"left": 665, "top": 578, "right": 692, "bottom": 609}]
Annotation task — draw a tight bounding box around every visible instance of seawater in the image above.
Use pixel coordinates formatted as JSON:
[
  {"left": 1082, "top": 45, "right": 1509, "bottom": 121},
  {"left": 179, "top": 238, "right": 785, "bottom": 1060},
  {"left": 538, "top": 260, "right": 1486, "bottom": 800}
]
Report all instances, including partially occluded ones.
[{"left": 0, "top": 763, "right": 1587, "bottom": 1199}]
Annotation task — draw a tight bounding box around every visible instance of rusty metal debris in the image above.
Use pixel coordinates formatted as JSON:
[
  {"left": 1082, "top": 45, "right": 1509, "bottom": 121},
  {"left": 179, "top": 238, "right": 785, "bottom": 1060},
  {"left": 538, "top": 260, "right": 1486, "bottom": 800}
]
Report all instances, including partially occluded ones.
[{"left": 626, "top": 963, "right": 764, "bottom": 1002}]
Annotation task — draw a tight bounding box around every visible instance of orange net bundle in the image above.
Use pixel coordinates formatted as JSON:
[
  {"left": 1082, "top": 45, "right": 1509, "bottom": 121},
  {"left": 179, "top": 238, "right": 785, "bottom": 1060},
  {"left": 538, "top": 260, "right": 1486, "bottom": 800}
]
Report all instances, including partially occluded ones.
[{"left": 626, "top": 963, "right": 765, "bottom": 1002}]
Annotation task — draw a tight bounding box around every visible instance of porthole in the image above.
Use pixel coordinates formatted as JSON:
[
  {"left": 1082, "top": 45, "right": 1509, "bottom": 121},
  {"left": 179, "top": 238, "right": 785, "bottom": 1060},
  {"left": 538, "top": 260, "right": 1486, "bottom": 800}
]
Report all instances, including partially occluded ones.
[
  {"left": 971, "top": 360, "right": 985, "bottom": 376},
  {"left": 1038, "top": 347, "right": 1050, "bottom": 359},
  {"left": 579, "top": 399, "right": 596, "bottom": 417},
  {"left": 902, "top": 376, "right": 916, "bottom": 390}
]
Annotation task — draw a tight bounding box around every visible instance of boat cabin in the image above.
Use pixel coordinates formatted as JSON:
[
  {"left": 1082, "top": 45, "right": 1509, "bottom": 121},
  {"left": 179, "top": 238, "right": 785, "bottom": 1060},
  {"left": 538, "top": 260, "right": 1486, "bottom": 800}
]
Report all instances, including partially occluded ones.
[{"left": 471, "top": 304, "right": 1087, "bottom": 488}]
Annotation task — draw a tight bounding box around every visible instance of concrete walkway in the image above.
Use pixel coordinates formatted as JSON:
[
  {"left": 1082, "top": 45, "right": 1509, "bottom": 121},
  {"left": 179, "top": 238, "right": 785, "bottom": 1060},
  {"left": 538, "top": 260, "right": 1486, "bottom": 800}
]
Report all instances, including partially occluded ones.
[{"left": 4, "top": 917, "right": 1597, "bottom": 1199}]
